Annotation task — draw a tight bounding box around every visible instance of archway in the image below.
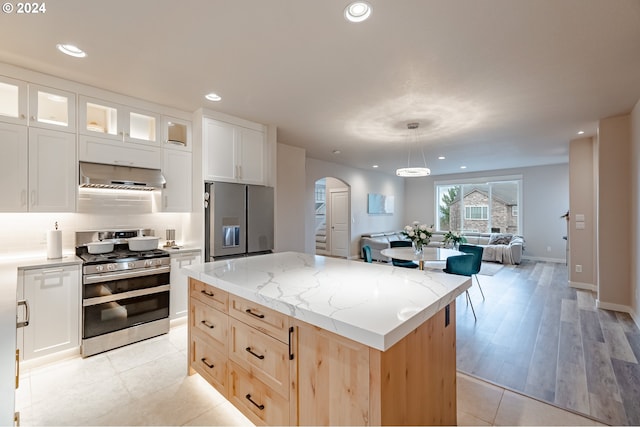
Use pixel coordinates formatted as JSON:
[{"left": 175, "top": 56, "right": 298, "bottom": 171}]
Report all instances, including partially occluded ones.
[{"left": 313, "top": 177, "right": 351, "bottom": 258}]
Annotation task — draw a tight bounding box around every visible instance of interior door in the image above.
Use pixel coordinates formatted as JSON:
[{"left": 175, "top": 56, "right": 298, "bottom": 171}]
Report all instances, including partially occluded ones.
[{"left": 329, "top": 189, "right": 349, "bottom": 258}]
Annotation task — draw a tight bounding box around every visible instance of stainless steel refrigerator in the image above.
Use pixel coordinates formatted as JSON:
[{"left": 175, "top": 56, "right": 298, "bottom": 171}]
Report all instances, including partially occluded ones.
[{"left": 204, "top": 182, "right": 274, "bottom": 261}]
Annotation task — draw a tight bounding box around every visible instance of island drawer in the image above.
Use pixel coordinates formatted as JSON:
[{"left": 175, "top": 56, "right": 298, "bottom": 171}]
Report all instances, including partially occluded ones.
[
  {"left": 190, "top": 278, "right": 228, "bottom": 312},
  {"left": 229, "top": 295, "right": 290, "bottom": 342},
  {"left": 229, "top": 317, "right": 290, "bottom": 399},
  {"left": 190, "top": 298, "right": 228, "bottom": 349},
  {"left": 191, "top": 332, "right": 227, "bottom": 396},
  {"left": 229, "top": 362, "right": 289, "bottom": 426}
]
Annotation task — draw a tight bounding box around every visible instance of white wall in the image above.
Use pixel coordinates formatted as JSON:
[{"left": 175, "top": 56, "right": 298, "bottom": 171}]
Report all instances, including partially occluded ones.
[
  {"left": 276, "top": 143, "right": 306, "bottom": 252},
  {"left": 404, "top": 164, "right": 569, "bottom": 261},
  {"left": 305, "top": 158, "right": 405, "bottom": 258}
]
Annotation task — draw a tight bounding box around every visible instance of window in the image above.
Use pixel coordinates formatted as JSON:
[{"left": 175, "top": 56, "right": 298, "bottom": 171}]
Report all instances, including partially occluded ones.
[
  {"left": 435, "top": 176, "right": 521, "bottom": 234},
  {"left": 465, "top": 206, "right": 488, "bottom": 220}
]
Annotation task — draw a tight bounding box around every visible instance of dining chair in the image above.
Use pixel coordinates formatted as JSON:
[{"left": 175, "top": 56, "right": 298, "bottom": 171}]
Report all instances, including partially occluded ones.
[
  {"left": 362, "top": 245, "right": 373, "bottom": 263},
  {"left": 389, "top": 240, "right": 419, "bottom": 268},
  {"left": 458, "top": 244, "right": 485, "bottom": 300},
  {"left": 443, "top": 253, "right": 477, "bottom": 320}
]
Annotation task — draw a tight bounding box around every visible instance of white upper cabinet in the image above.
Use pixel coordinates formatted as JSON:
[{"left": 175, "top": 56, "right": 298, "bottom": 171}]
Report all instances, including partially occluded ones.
[
  {"left": 162, "top": 149, "right": 192, "bottom": 212},
  {"left": 0, "top": 122, "right": 28, "bottom": 211},
  {"left": 203, "top": 117, "right": 265, "bottom": 185},
  {"left": 0, "top": 76, "right": 27, "bottom": 125},
  {"left": 79, "top": 96, "right": 160, "bottom": 145},
  {"left": 162, "top": 116, "right": 191, "bottom": 151},
  {"left": 0, "top": 77, "right": 75, "bottom": 132},
  {"left": 28, "top": 84, "right": 76, "bottom": 132}
]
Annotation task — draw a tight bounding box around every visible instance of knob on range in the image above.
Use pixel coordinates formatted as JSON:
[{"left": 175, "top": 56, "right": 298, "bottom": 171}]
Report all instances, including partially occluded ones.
[{"left": 107, "top": 264, "right": 117, "bottom": 271}]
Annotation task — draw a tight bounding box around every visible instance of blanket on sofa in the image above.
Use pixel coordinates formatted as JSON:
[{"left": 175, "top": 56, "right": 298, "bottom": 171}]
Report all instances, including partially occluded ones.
[{"left": 483, "top": 244, "right": 513, "bottom": 264}]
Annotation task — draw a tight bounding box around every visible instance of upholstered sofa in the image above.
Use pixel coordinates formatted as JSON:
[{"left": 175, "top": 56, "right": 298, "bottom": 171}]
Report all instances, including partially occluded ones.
[{"left": 359, "top": 231, "right": 524, "bottom": 264}]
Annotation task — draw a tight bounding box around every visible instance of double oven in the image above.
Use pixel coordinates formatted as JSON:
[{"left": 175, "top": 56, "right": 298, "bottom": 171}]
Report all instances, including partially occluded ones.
[{"left": 76, "top": 230, "right": 170, "bottom": 357}]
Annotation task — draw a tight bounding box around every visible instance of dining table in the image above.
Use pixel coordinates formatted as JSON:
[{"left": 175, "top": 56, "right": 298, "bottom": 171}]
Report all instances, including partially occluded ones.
[{"left": 380, "top": 247, "right": 464, "bottom": 270}]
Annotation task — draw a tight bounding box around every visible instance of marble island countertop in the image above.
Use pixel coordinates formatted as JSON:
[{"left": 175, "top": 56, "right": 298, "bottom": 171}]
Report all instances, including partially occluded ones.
[{"left": 183, "top": 251, "right": 471, "bottom": 351}]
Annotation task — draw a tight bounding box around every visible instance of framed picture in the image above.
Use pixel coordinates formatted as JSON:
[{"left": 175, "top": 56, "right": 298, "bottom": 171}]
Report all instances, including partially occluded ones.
[{"left": 368, "top": 193, "right": 394, "bottom": 215}]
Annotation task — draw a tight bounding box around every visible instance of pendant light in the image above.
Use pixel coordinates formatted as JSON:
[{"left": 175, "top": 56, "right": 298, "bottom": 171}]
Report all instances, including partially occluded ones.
[{"left": 396, "top": 122, "right": 431, "bottom": 177}]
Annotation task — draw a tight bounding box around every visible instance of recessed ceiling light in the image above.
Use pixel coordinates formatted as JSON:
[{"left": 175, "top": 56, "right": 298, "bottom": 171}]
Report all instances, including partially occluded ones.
[
  {"left": 577, "top": 130, "right": 585, "bottom": 135},
  {"left": 344, "top": 1, "right": 372, "bottom": 22},
  {"left": 438, "top": 156, "right": 446, "bottom": 160},
  {"left": 56, "top": 44, "right": 86, "bottom": 58},
  {"left": 372, "top": 165, "right": 378, "bottom": 168},
  {"left": 460, "top": 166, "right": 467, "bottom": 169},
  {"left": 332, "top": 150, "right": 341, "bottom": 154},
  {"left": 205, "top": 93, "right": 222, "bottom": 102}
]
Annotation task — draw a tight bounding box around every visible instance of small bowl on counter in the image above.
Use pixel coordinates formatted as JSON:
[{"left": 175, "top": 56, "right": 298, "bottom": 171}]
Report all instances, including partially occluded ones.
[{"left": 128, "top": 236, "right": 160, "bottom": 251}]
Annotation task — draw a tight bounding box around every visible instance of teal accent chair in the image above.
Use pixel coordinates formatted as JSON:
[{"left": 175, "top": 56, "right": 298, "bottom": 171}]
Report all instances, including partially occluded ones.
[
  {"left": 389, "top": 240, "right": 419, "bottom": 269},
  {"left": 443, "top": 254, "right": 477, "bottom": 320},
  {"left": 458, "top": 244, "right": 485, "bottom": 300},
  {"left": 362, "top": 245, "right": 373, "bottom": 263}
]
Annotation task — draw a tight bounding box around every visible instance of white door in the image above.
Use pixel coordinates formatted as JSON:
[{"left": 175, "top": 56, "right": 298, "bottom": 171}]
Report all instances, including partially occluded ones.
[{"left": 329, "top": 189, "right": 349, "bottom": 258}]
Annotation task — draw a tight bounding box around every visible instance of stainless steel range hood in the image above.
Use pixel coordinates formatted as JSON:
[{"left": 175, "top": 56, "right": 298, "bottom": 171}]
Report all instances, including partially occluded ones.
[{"left": 79, "top": 161, "right": 165, "bottom": 191}]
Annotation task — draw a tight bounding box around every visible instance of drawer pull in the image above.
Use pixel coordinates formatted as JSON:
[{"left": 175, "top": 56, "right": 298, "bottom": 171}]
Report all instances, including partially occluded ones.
[
  {"left": 201, "top": 357, "right": 214, "bottom": 369},
  {"left": 288, "top": 326, "right": 294, "bottom": 360},
  {"left": 245, "top": 308, "right": 265, "bottom": 319},
  {"left": 245, "top": 393, "right": 265, "bottom": 410},
  {"left": 201, "top": 289, "right": 214, "bottom": 297},
  {"left": 245, "top": 346, "right": 265, "bottom": 360},
  {"left": 200, "top": 320, "right": 215, "bottom": 329}
]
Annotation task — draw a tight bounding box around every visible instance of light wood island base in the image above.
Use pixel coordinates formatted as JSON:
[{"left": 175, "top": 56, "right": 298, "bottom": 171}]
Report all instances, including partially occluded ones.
[{"left": 188, "top": 278, "right": 457, "bottom": 426}]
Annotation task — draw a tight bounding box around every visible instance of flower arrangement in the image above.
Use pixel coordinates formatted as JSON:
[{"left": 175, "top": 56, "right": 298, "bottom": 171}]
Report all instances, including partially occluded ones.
[
  {"left": 443, "top": 230, "right": 467, "bottom": 248},
  {"left": 402, "top": 221, "right": 433, "bottom": 252}
]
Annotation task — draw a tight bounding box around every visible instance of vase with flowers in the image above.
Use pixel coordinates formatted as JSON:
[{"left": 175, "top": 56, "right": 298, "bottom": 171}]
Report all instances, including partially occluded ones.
[
  {"left": 443, "top": 230, "right": 467, "bottom": 250},
  {"left": 402, "top": 221, "right": 433, "bottom": 255}
]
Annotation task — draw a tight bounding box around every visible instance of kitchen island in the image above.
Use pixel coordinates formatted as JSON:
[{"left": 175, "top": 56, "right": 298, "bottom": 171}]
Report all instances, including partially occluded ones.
[{"left": 184, "top": 251, "right": 470, "bottom": 426}]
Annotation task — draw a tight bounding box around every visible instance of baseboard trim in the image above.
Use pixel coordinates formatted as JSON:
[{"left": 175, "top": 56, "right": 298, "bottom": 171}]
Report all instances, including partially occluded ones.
[
  {"left": 568, "top": 281, "right": 597, "bottom": 292},
  {"left": 522, "top": 255, "right": 565, "bottom": 263},
  {"left": 595, "top": 299, "right": 633, "bottom": 314},
  {"left": 630, "top": 308, "right": 640, "bottom": 330}
]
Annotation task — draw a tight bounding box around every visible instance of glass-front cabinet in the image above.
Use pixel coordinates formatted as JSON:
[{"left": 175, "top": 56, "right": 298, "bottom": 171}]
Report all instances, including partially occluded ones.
[
  {"left": 79, "top": 95, "right": 160, "bottom": 145},
  {"left": 0, "top": 76, "right": 27, "bottom": 125},
  {"left": 28, "top": 85, "right": 76, "bottom": 132},
  {"left": 162, "top": 116, "right": 191, "bottom": 151}
]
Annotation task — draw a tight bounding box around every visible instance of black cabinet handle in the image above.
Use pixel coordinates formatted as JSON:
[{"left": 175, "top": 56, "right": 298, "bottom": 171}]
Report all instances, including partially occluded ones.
[
  {"left": 245, "top": 394, "right": 265, "bottom": 410},
  {"left": 201, "top": 357, "right": 214, "bottom": 369},
  {"left": 245, "top": 308, "right": 265, "bottom": 319},
  {"left": 201, "top": 289, "right": 214, "bottom": 297},
  {"left": 288, "top": 326, "right": 294, "bottom": 360},
  {"left": 245, "top": 346, "right": 265, "bottom": 360},
  {"left": 201, "top": 320, "right": 215, "bottom": 329}
]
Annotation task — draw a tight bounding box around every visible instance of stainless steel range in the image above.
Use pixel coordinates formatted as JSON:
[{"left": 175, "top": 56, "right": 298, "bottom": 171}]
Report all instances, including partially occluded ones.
[{"left": 76, "top": 230, "right": 170, "bottom": 357}]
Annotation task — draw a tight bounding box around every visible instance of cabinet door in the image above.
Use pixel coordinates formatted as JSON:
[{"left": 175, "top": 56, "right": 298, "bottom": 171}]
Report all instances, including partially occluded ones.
[
  {"left": 203, "top": 118, "right": 237, "bottom": 182},
  {"left": 21, "top": 265, "right": 81, "bottom": 361},
  {"left": 125, "top": 108, "right": 160, "bottom": 145},
  {"left": 0, "top": 76, "right": 27, "bottom": 125},
  {"left": 238, "top": 127, "right": 265, "bottom": 185},
  {"left": 162, "top": 150, "right": 192, "bottom": 212},
  {"left": 28, "top": 85, "right": 76, "bottom": 132},
  {"left": 170, "top": 252, "right": 201, "bottom": 319},
  {"left": 79, "top": 96, "right": 120, "bottom": 139},
  {"left": 163, "top": 116, "right": 191, "bottom": 151},
  {"left": 28, "top": 128, "right": 76, "bottom": 212},
  {"left": 0, "top": 123, "right": 28, "bottom": 212}
]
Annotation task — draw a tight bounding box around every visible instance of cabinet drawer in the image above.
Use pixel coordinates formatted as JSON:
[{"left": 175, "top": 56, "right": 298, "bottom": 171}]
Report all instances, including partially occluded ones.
[
  {"left": 229, "top": 318, "right": 290, "bottom": 398},
  {"left": 191, "top": 333, "right": 227, "bottom": 396},
  {"left": 229, "top": 295, "right": 289, "bottom": 342},
  {"left": 190, "top": 278, "right": 228, "bottom": 312},
  {"left": 190, "top": 298, "right": 228, "bottom": 350},
  {"left": 229, "top": 362, "right": 289, "bottom": 426}
]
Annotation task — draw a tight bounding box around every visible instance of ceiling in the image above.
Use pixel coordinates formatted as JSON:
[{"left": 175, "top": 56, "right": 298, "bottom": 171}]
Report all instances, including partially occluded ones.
[{"left": 1, "top": 0, "right": 639, "bottom": 176}]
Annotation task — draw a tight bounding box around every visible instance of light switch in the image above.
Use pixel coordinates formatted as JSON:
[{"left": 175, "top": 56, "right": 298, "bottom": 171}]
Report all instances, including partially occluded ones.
[
  {"left": 576, "top": 222, "right": 585, "bottom": 229},
  {"left": 575, "top": 214, "right": 585, "bottom": 221}
]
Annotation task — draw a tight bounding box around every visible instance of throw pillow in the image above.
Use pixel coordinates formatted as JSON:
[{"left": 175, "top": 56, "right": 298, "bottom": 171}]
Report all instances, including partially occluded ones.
[{"left": 489, "top": 233, "right": 513, "bottom": 245}]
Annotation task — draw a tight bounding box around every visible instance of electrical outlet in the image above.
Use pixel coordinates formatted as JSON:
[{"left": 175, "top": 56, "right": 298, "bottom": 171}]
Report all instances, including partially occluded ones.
[{"left": 575, "top": 265, "right": 583, "bottom": 273}]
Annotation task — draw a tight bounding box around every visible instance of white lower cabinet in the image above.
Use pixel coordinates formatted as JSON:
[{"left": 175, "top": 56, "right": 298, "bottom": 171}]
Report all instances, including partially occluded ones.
[
  {"left": 16, "top": 265, "right": 81, "bottom": 361},
  {"left": 170, "top": 250, "right": 202, "bottom": 320}
]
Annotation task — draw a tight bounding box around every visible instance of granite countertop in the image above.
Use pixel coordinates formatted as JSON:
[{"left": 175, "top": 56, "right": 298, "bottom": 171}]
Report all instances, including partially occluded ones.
[{"left": 183, "top": 251, "right": 470, "bottom": 351}]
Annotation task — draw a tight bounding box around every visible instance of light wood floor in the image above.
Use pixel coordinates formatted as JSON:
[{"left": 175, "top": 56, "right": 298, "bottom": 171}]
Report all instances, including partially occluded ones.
[{"left": 456, "top": 260, "right": 640, "bottom": 426}]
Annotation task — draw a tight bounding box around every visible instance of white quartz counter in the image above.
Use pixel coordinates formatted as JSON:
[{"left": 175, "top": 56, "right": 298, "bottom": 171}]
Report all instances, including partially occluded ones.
[{"left": 184, "top": 251, "right": 470, "bottom": 351}]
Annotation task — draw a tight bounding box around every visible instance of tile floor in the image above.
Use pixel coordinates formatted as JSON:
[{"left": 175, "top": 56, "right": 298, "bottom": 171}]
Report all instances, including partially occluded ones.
[{"left": 15, "top": 324, "right": 604, "bottom": 426}]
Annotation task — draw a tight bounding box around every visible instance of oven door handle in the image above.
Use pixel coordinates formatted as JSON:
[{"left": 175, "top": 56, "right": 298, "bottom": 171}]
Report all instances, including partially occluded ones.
[
  {"left": 83, "top": 284, "right": 171, "bottom": 306},
  {"left": 83, "top": 265, "right": 170, "bottom": 284}
]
